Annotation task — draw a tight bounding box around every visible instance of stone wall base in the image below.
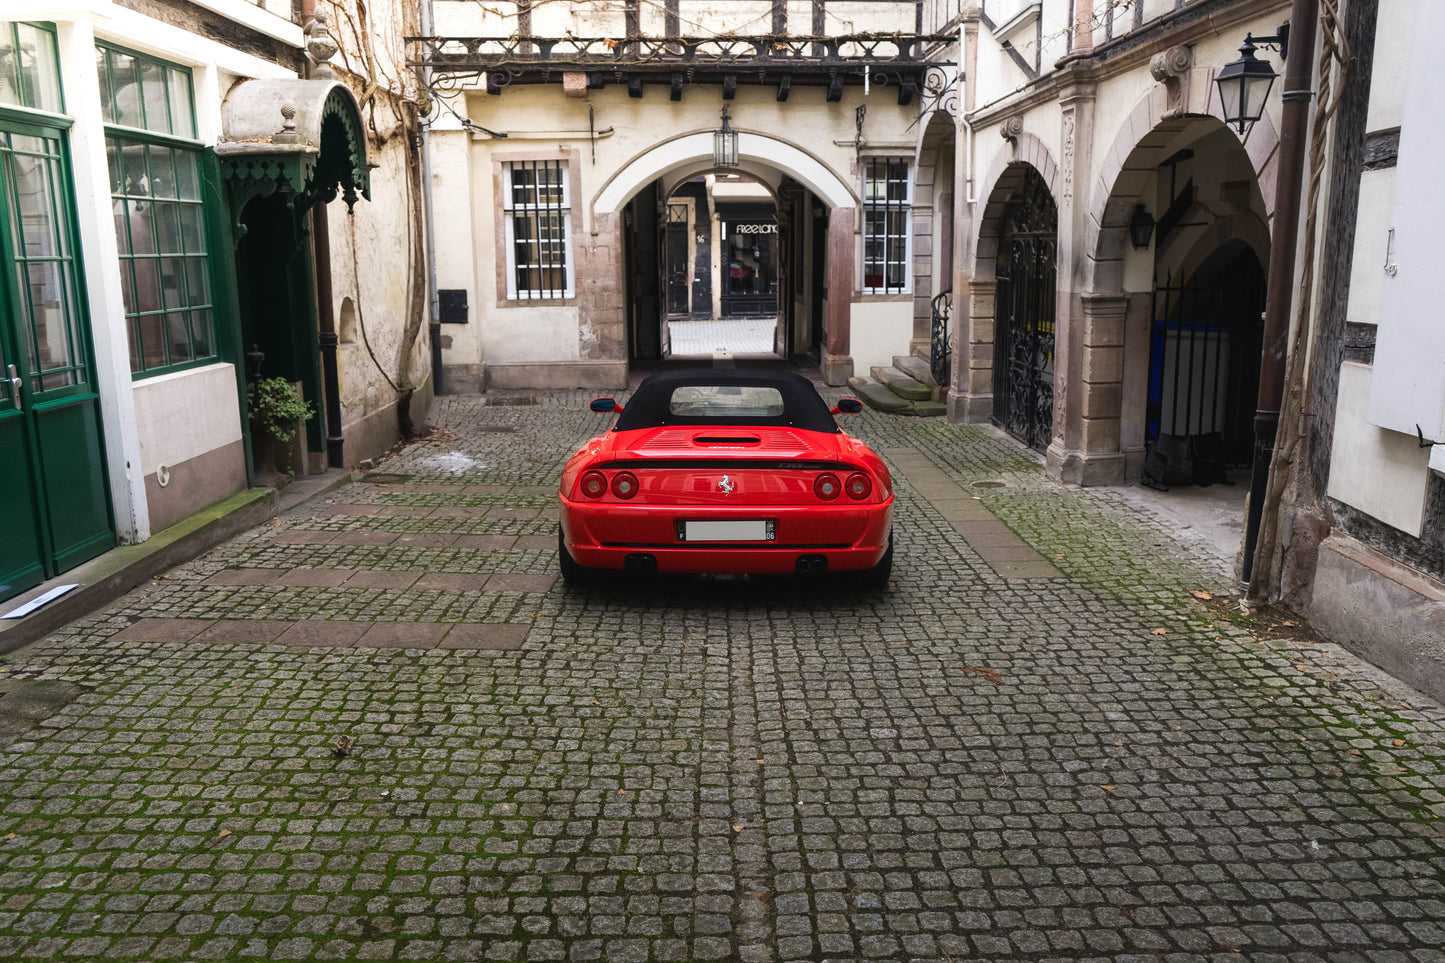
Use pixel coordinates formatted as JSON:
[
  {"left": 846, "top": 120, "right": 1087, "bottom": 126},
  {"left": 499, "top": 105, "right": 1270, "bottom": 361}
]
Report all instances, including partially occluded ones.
[
  {"left": 485, "top": 361, "right": 629, "bottom": 390},
  {"left": 947, "top": 390, "right": 992, "bottom": 423},
  {"left": 1046, "top": 444, "right": 1127, "bottom": 486},
  {"left": 1309, "top": 534, "right": 1445, "bottom": 705},
  {"left": 822, "top": 354, "right": 854, "bottom": 387},
  {"left": 342, "top": 377, "right": 434, "bottom": 470}
]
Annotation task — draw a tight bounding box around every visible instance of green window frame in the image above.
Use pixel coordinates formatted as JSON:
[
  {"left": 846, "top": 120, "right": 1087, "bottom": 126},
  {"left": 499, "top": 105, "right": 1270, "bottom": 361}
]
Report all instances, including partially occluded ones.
[
  {"left": 0, "top": 22, "right": 63, "bottom": 115},
  {"left": 96, "top": 41, "right": 217, "bottom": 377}
]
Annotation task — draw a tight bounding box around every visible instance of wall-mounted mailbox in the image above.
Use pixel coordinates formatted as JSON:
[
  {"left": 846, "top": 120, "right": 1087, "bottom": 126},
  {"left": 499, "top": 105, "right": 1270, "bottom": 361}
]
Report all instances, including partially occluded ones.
[{"left": 439, "top": 289, "right": 468, "bottom": 323}]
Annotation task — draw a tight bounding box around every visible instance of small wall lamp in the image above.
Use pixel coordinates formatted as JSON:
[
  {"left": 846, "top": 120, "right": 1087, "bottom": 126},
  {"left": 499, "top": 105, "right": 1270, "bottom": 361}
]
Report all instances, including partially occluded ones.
[{"left": 1129, "top": 205, "right": 1156, "bottom": 250}]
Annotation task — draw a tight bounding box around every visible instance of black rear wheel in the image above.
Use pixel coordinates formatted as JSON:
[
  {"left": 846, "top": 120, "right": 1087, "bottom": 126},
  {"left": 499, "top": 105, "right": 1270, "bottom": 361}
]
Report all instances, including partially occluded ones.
[
  {"left": 558, "top": 525, "right": 589, "bottom": 586},
  {"left": 857, "top": 531, "right": 893, "bottom": 589}
]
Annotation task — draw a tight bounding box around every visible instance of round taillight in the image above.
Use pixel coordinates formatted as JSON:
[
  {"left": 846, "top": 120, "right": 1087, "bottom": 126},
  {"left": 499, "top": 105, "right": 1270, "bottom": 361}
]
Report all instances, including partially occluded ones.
[
  {"left": 814, "top": 472, "right": 841, "bottom": 501},
  {"left": 845, "top": 472, "right": 872, "bottom": 500},
  {"left": 581, "top": 471, "right": 608, "bottom": 498},
  {"left": 611, "top": 471, "right": 640, "bottom": 499}
]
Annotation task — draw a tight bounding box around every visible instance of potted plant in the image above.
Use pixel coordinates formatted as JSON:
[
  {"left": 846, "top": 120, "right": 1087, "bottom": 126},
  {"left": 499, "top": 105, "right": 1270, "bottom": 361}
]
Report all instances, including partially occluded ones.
[{"left": 247, "top": 377, "right": 315, "bottom": 480}]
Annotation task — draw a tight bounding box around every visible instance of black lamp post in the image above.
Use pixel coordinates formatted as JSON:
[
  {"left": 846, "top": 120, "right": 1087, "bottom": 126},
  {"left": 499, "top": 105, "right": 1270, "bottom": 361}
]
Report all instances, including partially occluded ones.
[
  {"left": 1214, "top": 24, "right": 1289, "bottom": 134},
  {"left": 713, "top": 104, "right": 738, "bottom": 168},
  {"left": 1129, "top": 205, "right": 1155, "bottom": 250}
]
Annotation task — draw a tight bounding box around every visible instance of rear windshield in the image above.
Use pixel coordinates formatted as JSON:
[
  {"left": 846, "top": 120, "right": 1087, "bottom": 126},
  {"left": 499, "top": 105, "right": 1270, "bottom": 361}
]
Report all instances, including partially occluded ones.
[
  {"left": 612, "top": 371, "right": 841, "bottom": 432},
  {"left": 668, "top": 385, "right": 785, "bottom": 419}
]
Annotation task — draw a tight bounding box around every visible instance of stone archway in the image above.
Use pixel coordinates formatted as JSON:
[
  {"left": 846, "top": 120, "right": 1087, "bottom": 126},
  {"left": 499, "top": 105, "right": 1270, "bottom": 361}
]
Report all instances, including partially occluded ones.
[
  {"left": 1077, "top": 82, "right": 1280, "bottom": 484},
  {"left": 590, "top": 131, "right": 859, "bottom": 383},
  {"left": 950, "top": 131, "right": 1061, "bottom": 423}
]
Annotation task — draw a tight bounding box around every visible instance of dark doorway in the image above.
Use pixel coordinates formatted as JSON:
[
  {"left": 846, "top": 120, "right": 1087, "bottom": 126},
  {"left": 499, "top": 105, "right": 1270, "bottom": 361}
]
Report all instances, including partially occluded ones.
[
  {"left": 1146, "top": 242, "right": 1265, "bottom": 480},
  {"left": 235, "top": 193, "right": 324, "bottom": 455},
  {"left": 993, "top": 167, "right": 1058, "bottom": 452}
]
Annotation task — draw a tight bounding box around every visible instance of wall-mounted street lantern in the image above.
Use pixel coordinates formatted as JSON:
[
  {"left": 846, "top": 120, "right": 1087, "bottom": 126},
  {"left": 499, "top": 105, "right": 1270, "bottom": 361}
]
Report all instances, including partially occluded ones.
[
  {"left": 1215, "top": 23, "right": 1289, "bottom": 134},
  {"left": 1129, "top": 205, "right": 1156, "bottom": 250},
  {"left": 713, "top": 103, "right": 738, "bottom": 168}
]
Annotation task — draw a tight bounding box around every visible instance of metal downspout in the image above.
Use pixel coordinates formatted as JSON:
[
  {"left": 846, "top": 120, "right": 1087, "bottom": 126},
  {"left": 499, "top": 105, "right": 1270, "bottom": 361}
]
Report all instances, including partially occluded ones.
[
  {"left": 421, "top": 0, "right": 444, "bottom": 396},
  {"left": 1242, "top": 0, "right": 1319, "bottom": 586}
]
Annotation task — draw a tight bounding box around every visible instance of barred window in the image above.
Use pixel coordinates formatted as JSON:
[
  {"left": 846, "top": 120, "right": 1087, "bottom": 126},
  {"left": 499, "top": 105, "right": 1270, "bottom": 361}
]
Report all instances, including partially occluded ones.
[
  {"left": 503, "top": 160, "right": 573, "bottom": 300},
  {"left": 862, "top": 158, "right": 911, "bottom": 295},
  {"left": 97, "top": 42, "right": 214, "bottom": 375}
]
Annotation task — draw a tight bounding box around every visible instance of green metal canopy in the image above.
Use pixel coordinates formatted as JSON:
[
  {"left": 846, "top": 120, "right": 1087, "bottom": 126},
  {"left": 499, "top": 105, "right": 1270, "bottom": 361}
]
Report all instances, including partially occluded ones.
[{"left": 215, "top": 78, "right": 372, "bottom": 235}]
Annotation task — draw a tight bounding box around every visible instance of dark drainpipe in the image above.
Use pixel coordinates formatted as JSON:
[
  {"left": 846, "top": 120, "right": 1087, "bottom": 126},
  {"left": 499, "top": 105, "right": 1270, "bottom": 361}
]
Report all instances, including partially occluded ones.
[
  {"left": 313, "top": 200, "right": 345, "bottom": 468},
  {"left": 302, "top": 0, "right": 345, "bottom": 469},
  {"left": 1242, "top": 0, "right": 1319, "bottom": 586}
]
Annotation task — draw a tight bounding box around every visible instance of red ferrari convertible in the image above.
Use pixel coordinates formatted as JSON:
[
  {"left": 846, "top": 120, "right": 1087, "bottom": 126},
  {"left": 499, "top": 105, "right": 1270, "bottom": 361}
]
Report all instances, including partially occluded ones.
[{"left": 557, "top": 370, "right": 894, "bottom": 584}]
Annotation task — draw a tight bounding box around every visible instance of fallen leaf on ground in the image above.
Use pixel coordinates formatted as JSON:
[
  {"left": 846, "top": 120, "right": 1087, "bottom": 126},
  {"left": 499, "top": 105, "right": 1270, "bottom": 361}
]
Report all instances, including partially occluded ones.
[
  {"left": 1190, "top": 590, "right": 1212, "bottom": 600},
  {"left": 733, "top": 824, "right": 744, "bottom": 832},
  {"left": 961, "top": 665, "right": 1002, "bottom": 684},
  {"left": 217, "top": 829, "right": 231, "bottom": 839},
  {"left": 1152, "top": 628, "right": 1167, "bottom": 636},
  {"left": 1393, "top": 739, "right": 1406, "bottom": 747},
  {"left": 3, "top": 833, "right": 14, "bottom": 840},
  {"left": 1349, "top": 749, "right": 1362, "bottom": 756},
  {"left": 1101, "top": 785, "right": 1116, "bottom": 791}
]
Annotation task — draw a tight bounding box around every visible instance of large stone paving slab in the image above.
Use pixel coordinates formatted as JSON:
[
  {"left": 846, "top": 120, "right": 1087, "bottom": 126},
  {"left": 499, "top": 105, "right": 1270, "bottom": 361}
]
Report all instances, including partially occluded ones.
[{"left": 0, "top": 393, "right": 1442, "bottom": 962}]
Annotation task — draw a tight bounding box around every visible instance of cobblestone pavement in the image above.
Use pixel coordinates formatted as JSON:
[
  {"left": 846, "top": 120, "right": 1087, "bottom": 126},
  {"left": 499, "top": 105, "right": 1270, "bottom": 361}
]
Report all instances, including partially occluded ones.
[{"left": 2, "top": 388, "right": 1444, "bottom": 963}]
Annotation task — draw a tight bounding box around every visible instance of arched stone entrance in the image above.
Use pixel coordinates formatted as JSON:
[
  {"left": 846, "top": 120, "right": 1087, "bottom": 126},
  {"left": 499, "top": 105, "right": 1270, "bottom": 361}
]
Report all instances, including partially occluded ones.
[
  {"left": 1086, "top": 93, "right": 1277, "bottom": 482},
  {"left": 951, "top": 131, "right": 1061, "bottom": 425},
  {"left": 592, "top": 131, "right": 858, "bottom": 384}
]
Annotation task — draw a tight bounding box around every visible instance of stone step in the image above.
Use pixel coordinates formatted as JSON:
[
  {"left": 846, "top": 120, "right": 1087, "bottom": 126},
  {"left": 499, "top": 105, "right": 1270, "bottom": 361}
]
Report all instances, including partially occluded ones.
[
  {"left": 892, "top": 355, "right": 939, "bottom": 388},
  {"left": 870, "top": 366, "right": 934, "bottom": 401},
  {"left": 848, "top": 377, "right": 914, "bottom": 414},
  {"left": 912, "top": 399, "right": 947, "bottom": 417}
]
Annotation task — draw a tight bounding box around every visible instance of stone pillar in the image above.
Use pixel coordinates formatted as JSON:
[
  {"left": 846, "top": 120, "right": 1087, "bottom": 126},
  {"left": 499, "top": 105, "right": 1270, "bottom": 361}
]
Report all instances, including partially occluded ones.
[
  {"left": 948, "top": 278, "right": 996, "bottom": 422},
  {"left": 1075, "top": 293, "right": 1127, "bottom": 485},
  {"left": 576, "top": 212, "right": 627, "bottom": 364},
  {"left": 1120, "top": 290, "right": 1152, "bottom": 479},
  {"left": 1045, "top": 74, "right": 1103, "bottom": 483},
  {"left": 822, "top": 206, "right": 855, "bottom": 386}
]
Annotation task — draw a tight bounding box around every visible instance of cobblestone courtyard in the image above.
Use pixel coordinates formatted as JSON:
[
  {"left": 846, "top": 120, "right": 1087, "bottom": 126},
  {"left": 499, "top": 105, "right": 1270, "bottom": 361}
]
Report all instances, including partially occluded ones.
[{"left": 2, "top": 389, "right": 1443, "bottom": 963}]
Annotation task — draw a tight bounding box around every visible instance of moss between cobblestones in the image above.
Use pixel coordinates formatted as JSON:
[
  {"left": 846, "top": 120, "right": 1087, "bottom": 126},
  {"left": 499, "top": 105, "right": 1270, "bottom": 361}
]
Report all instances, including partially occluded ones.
[{"left": 1, "top": 394, "right": 1443, "bottom": 961}]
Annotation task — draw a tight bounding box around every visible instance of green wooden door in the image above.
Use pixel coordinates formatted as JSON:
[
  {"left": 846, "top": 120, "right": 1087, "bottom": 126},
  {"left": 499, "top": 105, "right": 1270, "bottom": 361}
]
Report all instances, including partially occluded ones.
[{"left": 0, "top": 120, "right": 114, "bottom": 604}]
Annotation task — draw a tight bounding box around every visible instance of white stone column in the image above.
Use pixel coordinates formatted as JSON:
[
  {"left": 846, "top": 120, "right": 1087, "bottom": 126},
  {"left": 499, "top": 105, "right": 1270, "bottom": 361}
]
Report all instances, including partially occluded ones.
[{"left": 56, "top": 17, "right": 150, "bottom": 542}]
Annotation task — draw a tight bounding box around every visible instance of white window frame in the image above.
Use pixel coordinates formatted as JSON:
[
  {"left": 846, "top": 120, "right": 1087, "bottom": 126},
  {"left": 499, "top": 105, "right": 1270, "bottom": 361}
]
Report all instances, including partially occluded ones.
[
  {"left": 501, "top": 159, "right": 575, "bottom": 300},
  {"left": 862, "top": 157, "right": 912, "bottom": 295}
]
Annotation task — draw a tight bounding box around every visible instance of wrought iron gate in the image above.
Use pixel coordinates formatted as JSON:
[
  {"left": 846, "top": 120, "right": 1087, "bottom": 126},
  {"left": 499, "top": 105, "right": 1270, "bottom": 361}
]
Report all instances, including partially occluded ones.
[
  {"left": 930, "top": 289, "right": 951, "bottom": 387},
  {"left": 1146, "top": 247, "right": 1264, "bottom": 480},
  {"left": 992, "top": 169, "right": 1057, "bottom": 452}
]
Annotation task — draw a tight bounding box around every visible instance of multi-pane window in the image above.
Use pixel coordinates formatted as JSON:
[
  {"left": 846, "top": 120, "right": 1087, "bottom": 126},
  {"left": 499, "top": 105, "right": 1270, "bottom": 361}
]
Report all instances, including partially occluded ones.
[
  {"left": 863, "top": 158, "right": 911, "bottom": 294},
  {"left": 503, "top": 160, "right": 573, "bottom": 300},
  {"left": 96, "top": 43, "right": 215, "bottom": 375},
  {"left": 0, "top": 22, "right": 63, "bottom": 113}
]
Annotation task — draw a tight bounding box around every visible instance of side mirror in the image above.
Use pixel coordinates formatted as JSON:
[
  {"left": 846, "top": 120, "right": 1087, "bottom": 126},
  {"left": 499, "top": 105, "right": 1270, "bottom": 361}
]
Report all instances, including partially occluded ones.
[
  {"left": 590, "top": 398, "right": 621, "bottom": 413},
  {"left": 832, "top": 399, "right": 863, "bottom": 414}
]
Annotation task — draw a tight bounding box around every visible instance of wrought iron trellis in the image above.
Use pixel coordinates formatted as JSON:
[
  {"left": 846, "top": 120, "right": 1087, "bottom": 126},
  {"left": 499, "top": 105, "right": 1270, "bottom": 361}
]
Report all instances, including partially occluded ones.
[{"left": 407, "top": 33, "right": 953, "bottom": 102}]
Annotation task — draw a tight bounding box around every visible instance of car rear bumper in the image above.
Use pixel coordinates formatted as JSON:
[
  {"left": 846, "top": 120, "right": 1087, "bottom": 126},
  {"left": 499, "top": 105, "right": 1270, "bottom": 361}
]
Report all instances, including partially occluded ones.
[{"left": 560, "top": 497, "right": 893, "bottom": 573}]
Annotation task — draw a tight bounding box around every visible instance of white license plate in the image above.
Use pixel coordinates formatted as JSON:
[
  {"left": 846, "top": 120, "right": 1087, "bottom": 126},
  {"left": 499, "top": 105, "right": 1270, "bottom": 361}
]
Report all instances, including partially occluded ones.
[{"left": 681, "top": 520, "right": 774, "bottom": 542}]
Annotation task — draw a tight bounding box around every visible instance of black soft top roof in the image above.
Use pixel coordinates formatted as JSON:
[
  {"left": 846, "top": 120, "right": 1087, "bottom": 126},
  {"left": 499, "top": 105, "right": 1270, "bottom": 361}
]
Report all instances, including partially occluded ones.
[{"left": 612, "top": 369, "right": 841, "bottom": 433}]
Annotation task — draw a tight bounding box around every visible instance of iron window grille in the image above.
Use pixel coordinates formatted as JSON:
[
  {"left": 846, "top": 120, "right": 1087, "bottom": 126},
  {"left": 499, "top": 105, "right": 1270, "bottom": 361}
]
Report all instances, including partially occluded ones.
[
  {"left": 503, "top": 160, "right": 573, "bottom": 300},
  {"left": 863, "top": 158, "right": 911, "bottom": 295},
  {"left": 96, "top": 42, "right": 216, "bottom": 377}
]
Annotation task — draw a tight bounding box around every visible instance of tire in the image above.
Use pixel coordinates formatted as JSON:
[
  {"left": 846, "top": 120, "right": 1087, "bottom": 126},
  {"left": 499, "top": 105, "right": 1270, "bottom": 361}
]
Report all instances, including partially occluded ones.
[
  {"left": 558, "top": 525, "right": 589, "bottom": 586},
  {"left": 857, "top": 531, "right": 893, "bottom": 588}
]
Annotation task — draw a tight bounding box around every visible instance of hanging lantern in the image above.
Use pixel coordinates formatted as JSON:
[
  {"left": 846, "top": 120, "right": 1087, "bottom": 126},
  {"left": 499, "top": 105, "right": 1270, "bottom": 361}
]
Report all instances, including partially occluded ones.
[{"left": 713, "top": 103, "right": 738, "bottom": 168}]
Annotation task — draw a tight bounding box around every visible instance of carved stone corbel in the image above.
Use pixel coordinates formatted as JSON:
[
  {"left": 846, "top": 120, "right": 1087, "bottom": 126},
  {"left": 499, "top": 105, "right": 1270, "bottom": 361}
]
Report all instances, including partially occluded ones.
[
  {"left": 1000, "top": 116, "right": 1023, "bottom": 142},
  {"left": 1149, "top": 44, "right": 1193, "bottom": 117}
]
